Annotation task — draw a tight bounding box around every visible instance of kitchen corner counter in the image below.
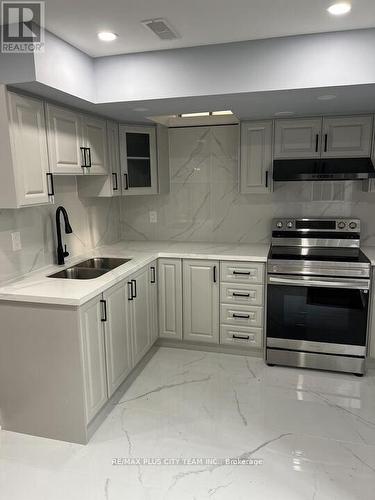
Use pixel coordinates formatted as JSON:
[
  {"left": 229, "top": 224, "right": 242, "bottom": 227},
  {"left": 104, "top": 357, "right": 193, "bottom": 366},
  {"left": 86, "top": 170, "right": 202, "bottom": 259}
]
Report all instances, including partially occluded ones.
[
  {"left": 362, "top": 247, "right": 375, "bottom": 266},
  {"left": 0, "top": 241, "right": 270, "bottom": 306}
]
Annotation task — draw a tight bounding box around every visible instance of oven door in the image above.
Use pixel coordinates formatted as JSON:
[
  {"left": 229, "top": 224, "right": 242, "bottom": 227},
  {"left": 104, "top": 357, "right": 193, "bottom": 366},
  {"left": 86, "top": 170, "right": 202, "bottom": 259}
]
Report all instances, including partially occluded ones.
[{"left": 267, "top": 275, "right": 369, "bottom": 355}]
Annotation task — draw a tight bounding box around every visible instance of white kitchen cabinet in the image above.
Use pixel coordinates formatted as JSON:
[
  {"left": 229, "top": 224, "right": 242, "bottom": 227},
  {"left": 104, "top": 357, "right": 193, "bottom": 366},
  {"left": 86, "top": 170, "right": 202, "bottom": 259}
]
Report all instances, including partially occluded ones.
[
  {"left": 77, "top": 120, "right": 121, "bottom": 197},
  {"left": 47, "top": 104, "right": 108, "bottom": 175},
  {"left": 120, "top": 125, "right": 158, "bottom": 195},
  {"left": 158, "top": 258, "right": 183, "bottom": 339},
  {"left": 128, "top": 266, "right": 152, "bottom": 365},
  {"left": 240, "top": 121, "right": 273, "bottom": 193},
  {"left": 102, "top": 282, "right": 132, "bottom": 398},
  {"left": 82, "top": 115, "right": 108, "bottom": 174},
  {"left": 47, "top": 104, "right": 85, "bottom": 175},
  {"left": 183, "top": 259, "right": 219, "bottom": 344},
  {"left": 0, "top": 87, "right": 53, "bottom": 208},
  {"left": 274, "top": 118, "right": 322, "bottom": 159},
  {"left": 149, "top": 261, "right": 159, "bottom": 344},
  {"left": 321, "top": 116, "right": 373, "bottom": 158},
  {"left": 80, "top": 295, "right": 108, "bottom": 423}
]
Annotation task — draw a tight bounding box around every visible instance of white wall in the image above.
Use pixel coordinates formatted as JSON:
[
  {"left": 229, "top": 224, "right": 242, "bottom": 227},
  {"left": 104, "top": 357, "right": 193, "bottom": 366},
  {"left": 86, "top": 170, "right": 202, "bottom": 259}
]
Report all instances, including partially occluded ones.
[
  {"left": 95, "top": 29, "right": 375, "bottom": 102},
  {"left": 0, "top": 177, "right": 121, "bottom": 283},
  {"left": 120, "top": 125, "right": 375, "bottom": 244}
]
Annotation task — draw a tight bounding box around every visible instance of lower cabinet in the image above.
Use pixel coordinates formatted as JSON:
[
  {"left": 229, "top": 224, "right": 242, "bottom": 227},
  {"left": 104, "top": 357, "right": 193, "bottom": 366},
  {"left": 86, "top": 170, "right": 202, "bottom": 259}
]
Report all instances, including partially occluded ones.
[
  {"left": 183, "top": 259, "right": 220, "bottom": 343},
  {"left": 128, "top": 265, "right": 152, "bottom": 366},
  {"left": 158, "top": 258, "right": 183, "bottom": 339},
  {"left": 103, "top": 281, "right": 132, "bottom": 398},
  {"left": 80, "top": 262, "right": 158, "bottom": 424},
  {"left": 80, "top": 296, "right": 109, "bottom": 423}
]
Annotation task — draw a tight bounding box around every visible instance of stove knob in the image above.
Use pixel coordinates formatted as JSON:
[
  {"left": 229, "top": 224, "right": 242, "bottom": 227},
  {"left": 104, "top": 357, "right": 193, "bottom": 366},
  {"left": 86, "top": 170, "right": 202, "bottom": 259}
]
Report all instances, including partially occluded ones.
[
  {"left": 287, "top": 221, "right": 293, "bottom": 229},
  {"left": 337, "top": 221, "right": 346, "bottom": 229},
  {"left": 276, "top": 221, "right": 283, "bottom": 228},
  {"left": 349, "top": 221, "right": 357, "bottom": 230}
]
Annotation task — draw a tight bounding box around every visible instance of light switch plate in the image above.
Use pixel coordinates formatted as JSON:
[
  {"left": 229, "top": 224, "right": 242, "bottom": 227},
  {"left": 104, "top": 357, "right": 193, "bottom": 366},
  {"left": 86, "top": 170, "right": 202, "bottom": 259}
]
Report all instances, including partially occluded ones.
[
  {"left": 149, "top": 211, "right": 157, "bottom": 223},
  {"left": 11, "top": 231, "right": 22, "bottom": 251}
]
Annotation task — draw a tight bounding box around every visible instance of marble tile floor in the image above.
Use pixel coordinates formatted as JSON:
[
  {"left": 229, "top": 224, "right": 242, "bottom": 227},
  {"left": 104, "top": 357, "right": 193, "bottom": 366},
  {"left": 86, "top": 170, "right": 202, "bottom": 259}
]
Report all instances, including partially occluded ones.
[{"left": 1, "top": 347, "right": 375, "bottom": 500}]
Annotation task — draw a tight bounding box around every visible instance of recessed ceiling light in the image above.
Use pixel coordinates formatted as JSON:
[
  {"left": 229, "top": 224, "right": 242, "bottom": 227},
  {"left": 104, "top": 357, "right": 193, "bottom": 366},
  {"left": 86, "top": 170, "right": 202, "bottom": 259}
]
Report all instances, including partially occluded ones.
[
  {"left": 97, "top": 31, "right": 118, "bottom": 42},
  {"left": 317, "top": 94, "right": 337, "bottom": 101},
  {"left": 274, "top": 111, "right": 295, "bottom": 116},
  {"left": 327, "top": 2, "right": 351, "bottom": 16},
  {"left": 180, "top": 112, "right": 210, "bottom": 117},
  {"left": 212, "top": 110, "right": 233, "bottom": 116}
]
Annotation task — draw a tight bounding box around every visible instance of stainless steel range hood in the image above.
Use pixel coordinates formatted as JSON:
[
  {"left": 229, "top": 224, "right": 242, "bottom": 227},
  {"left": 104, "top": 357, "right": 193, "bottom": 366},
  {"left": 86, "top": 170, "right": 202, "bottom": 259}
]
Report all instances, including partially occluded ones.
[{"left": 273, "top": 158, "right": 375, "bottom": 181}]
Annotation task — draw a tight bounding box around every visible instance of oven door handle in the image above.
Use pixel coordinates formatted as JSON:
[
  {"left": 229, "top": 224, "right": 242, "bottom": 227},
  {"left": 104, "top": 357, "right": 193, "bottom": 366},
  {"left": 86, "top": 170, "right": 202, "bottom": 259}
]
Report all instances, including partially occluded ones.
[{"left": 268, "top": 275, "right": 369, "bottom": 290}]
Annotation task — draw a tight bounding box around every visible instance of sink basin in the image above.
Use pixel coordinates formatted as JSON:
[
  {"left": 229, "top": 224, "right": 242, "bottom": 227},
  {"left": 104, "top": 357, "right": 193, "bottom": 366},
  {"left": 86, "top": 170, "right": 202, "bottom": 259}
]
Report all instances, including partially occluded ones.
[
  {"left": 47, "top": 257, "right": 132, "bottom": 279},
  {"left": 48, "top": 267, "right": 108, "bottom": 280},
  {"left": 76, "top": 257, "right": 131, "bottom": 270}
]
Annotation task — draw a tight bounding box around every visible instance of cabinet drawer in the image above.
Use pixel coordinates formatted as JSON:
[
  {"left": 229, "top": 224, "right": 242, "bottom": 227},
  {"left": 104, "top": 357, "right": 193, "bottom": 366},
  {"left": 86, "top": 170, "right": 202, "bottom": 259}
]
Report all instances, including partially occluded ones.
[
  {"left": 220, "top": 261, "right": 264, "bottom": 284},
  {"left": 220, "top": 282, "right": 263, "bottom": 306},
  {"left": 220, "top": 325, "right": 263, "bottom": 347},
  {"left": 221, "top": 304, "right": 263, "bottom": 328}
]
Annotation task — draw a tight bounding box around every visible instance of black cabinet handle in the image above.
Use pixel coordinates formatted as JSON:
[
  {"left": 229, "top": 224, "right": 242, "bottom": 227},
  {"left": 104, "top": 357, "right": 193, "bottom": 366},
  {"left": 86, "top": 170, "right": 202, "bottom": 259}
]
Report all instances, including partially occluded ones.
[
  {"left": 86, "top": 147, "right": 92, "bottom": 167},
  {"left": 213, "top": 265, "right": 217, "bottom": 283},
  {"left": 112, "top": 173, "right": 118, "bottom": 191},
  {"left": 233, "top": 271, "right": 251, "bottom": 276},
  {"left": 324, "top": 134, "right": 328, "bottom": 152},
  {"left": 233, "top": 334, "right": 250, "bottom": 340},
  {"left": 46, "top": 173, "right": 55, "bottom": 196},
  {"left": 265, "top": 170, "right": 269, "bottom": 188},
  {"left": 151, "top": 266, "right": 156, "bottom": 284},
  {"left": 232, "top": 313, "right": 250, "bottom": 319},
  {"left": 80, "top": 147, "right": 87, "bottom": 167},
  {"left": 131, "top": 279, "right": 137, "bottom": 298},
  {"left": 100, "top": 299, "right": 107, "bottom": 322},
  {"left": 124, "top": 173, "right": 129, "bottom": 190},
  {"left": 127, "top": 282, "right": 133, "bottom": 300},
  {"left": 232, "top": 292, "right": 250, "bottom": 297},
  {"left": 315, "top": 134, "right": 319, "bottom": 152}
]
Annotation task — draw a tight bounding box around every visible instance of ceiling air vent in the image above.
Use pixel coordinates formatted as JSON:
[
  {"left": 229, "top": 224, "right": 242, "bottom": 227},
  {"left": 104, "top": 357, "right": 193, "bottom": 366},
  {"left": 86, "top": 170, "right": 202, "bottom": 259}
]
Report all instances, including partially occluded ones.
[{"left": 141, "top": 19, "right": 180, "bottom": 40}]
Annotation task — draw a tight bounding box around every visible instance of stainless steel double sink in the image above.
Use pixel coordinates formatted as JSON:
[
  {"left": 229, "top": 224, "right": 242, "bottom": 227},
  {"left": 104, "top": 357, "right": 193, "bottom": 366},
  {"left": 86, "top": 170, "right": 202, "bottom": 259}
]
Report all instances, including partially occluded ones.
[{"left": 48, "top": 257, "right": 131, "bottom": 280}]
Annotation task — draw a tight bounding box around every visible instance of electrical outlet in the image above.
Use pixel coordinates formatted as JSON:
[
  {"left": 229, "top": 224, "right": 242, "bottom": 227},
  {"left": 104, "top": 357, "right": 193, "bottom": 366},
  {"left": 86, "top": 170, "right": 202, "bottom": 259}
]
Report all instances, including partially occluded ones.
[
  {"left": 11, "top": 231, "right": 22, "bottom": 251},
  {"left": 149, "top": 211, "right": 157, "bottom": 223}
]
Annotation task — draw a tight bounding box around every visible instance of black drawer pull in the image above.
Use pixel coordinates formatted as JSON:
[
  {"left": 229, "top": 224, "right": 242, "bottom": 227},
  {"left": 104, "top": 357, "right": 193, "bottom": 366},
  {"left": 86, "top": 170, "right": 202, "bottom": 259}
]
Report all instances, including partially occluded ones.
[
  {"left": 127, "top": 282, "right": 133, "bottom": 300},
  {"left": 100, "top": 299, "right": 107, "bottom": 322},
  {"left": 112, "top": 172, "right": 118, "bottom": 191},
  {"left": 232, "top": 292, "right": 250, "bottom": 297},
  {"left": 131, "top": 279, "right": 137, "bottom": 298},
  {"left": 124, "top": 173, "right": 129, "bottom": 190},
  {"left": 151, "top": 266, "right": 156, "bottom": 284},
  {"left": 232, "top": 334, "right": 250, "bottom": 340},
  {"left": 233, "top": 271, "right": 251, "bottom": 275},
  {"left": 232, "top": 313, "right": 250, "bottom": 319}
]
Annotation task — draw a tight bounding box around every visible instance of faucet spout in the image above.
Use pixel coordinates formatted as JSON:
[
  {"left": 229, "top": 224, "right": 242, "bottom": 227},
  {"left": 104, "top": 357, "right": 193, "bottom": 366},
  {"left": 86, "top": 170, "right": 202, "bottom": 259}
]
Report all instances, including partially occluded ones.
[{"left": 56, "top": 206, "right": 73, "bottom": 265}]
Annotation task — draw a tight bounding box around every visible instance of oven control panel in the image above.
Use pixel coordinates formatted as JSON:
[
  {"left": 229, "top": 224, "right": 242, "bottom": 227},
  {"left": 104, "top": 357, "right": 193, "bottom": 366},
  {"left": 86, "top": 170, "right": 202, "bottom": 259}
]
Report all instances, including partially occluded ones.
[{"left": 272, "top": 218, "right": 360, "bottom": 232}]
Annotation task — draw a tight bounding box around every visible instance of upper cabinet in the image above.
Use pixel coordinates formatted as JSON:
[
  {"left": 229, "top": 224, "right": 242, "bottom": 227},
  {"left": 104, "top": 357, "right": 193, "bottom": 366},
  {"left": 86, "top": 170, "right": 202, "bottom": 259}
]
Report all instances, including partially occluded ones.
[
  {"left": 82, "top": 115, "right": 108, "bottom": 174},
  {"left": 274, "top": 116, "right": 373, "bottom": 159},
  {"left": 321, "top": 116, "right": 373, "bottom": 158},
  {"left": 0, "top": 87, "right": 53, "bottom": 208},
  {"left": 240, "top": 121, "right": 273, "bottom": 194},
  {"left": 274, "top": 118, "right": 322, "bottom": 159},
  {"left": 47, "top": 104, "right": 108, "bottom": 175},
  {"left": 120, "top": 125, "right": 158, "bottom": 195}
]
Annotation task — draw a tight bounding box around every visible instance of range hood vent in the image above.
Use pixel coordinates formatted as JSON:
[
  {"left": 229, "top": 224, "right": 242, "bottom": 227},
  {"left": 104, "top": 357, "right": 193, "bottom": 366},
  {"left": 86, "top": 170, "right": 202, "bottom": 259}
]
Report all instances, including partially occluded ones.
[{"left": 273, "top": 158, "right": 375, "bottom": 182}]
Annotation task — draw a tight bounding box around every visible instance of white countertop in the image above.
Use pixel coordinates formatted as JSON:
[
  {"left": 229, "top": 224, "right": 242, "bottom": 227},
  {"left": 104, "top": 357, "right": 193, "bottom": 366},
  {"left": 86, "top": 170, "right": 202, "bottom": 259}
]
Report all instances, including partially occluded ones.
[
  {"left": 0, "top": 241, "right": 270, "bottom": 306},
  {"left": 362, "top": 246, "right": 375, "bottom": 266}
]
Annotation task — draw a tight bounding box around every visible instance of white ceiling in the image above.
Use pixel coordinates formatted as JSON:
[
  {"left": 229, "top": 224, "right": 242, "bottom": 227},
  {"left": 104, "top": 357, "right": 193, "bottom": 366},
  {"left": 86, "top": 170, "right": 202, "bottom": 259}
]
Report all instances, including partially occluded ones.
[{"left": 43, "top": 0, "right": 375, "bottom": 57}]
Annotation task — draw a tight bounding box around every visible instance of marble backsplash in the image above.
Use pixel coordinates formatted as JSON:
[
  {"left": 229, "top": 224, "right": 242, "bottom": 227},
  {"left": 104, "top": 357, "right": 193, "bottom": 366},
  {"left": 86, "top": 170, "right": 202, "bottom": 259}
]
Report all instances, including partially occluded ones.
[
  {"left": 0, "top": 177, "right": 121, "bottom": 283},
  {"left": 120, "top": 125, "right": 375, "bottom": 245}
]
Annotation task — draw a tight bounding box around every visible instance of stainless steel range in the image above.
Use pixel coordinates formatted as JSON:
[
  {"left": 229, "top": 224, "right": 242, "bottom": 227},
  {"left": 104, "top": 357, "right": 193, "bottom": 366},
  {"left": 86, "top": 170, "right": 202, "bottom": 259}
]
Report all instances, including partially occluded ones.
[{"left": 266, "top": 218, "right": 371, "bottom": 375}]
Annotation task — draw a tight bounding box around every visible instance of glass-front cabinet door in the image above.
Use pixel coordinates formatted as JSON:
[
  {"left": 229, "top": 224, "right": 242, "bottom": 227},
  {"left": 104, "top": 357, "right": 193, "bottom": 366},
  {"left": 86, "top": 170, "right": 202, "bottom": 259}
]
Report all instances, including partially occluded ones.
[{"left": 119, "top": 125, "right": 158, "bottom": 195}]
